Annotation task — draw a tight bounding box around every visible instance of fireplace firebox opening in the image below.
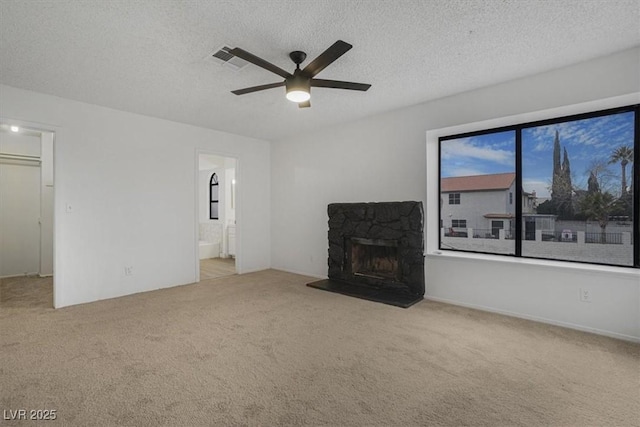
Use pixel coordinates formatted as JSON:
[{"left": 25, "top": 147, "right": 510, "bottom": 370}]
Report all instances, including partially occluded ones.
[{"left": 347, "top": 237, "right": 400, "bottom": 283}]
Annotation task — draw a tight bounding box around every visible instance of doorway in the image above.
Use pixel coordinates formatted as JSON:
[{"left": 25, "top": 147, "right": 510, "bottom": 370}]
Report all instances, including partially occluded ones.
[
  {"left": 196, "top": 152, "right": 238, "bottom": 281},
  {"left": 491, "top": 220, "right": 504, "bottom": 239},
  {"left": 0, "top": 123, "right": 54, "bottom": 308},
  {"left": 525, "top": 218, "right": 536, "bottom": 241}
]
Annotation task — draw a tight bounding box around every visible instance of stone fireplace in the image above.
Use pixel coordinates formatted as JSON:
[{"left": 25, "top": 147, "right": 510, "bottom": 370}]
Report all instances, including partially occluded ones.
[{"left": 307, "top": 201, "right": 424, "bottom": 308}]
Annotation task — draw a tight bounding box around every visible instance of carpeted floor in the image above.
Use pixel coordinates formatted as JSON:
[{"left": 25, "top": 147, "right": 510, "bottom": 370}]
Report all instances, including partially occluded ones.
[{"left": 1, "top": 270, "right": 639, "bottom": 426}]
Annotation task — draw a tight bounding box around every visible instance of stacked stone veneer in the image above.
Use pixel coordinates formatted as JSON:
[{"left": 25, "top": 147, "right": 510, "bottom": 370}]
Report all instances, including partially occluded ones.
[{"left": 328, "top": 201, "right": 425, "bottom": 296}]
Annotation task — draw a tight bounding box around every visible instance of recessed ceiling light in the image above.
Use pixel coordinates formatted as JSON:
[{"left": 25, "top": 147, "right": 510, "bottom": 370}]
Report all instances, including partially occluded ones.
[{"left": 10, "top": 125, "right": 19, "bottom": 132}]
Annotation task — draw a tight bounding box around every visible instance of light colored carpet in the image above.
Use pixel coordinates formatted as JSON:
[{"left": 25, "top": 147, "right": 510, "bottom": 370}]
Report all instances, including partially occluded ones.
[{"left": 1, "top": 270, "right": 638, "bottom": 426}]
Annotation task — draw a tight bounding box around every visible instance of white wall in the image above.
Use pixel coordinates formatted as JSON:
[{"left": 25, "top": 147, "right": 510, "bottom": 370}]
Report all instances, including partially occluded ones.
[
  {"left": 0, "top": 84, "right": 271, "bottom": 307},
  {"left": 40, "top": 131, "right": 54, "bottom": 276},
  {"left": 271, "top": 47, "right": 640, "bottom": 341},
  {"left": 224, "top": 160, "right": 236, "bottom": 226},
  {"left": 199, "top": 169, "right": 212, "bottom": 223},
  {"left": 442, "top": 188, "right": 511, "bottom": 231},
  {"left": 223, "top": 163, "right": 236, "bottom": 257}
]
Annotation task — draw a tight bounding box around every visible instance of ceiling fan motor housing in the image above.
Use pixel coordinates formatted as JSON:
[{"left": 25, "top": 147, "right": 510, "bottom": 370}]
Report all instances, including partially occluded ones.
[{"left": 285, "top": 74, "right": 311, "bottom": 102}]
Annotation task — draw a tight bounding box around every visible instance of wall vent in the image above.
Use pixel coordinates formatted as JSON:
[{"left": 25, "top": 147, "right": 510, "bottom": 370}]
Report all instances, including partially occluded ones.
[{"left": 208, "top": 46, "right": 249, "bottom": 71}]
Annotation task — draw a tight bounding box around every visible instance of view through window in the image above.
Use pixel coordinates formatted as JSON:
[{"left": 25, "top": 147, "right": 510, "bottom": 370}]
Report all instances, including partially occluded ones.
[
  {"left": 439, "top": 106, "right": 638, "bottom": 268},
  {"left": 440, "top": 130, "right": 516, "bottom": 255}
]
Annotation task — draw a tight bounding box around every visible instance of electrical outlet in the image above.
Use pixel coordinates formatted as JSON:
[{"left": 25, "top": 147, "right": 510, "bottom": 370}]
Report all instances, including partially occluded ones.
[
  {"left": 124, "top": 266, "right": 133, "bottom": 276},
  {"left": 580, "top": 288, "right": 592, "bottom": 303}
]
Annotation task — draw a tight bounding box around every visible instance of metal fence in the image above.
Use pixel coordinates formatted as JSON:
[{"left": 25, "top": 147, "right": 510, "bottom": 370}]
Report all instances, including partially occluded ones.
[
  {"left": 585, "top": 232, "right": 622, "bottom": 244},
  {"left": 444, "top": 229, "right": 514, "bottom": 239},
  {"left": 524, "top": 231, "right": 578, "bottom": 243},
  {"left": 444, "top": 228, "right": 626, "bottom": 244},
  {"left": 471, "top": 229, "right": 499, "bottom": 239}
]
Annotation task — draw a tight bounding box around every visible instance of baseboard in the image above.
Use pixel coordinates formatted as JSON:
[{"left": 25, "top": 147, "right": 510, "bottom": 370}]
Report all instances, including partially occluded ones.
[
  {"left": 425, "top": 295, "right": 640, "bottom": 343},
  {"left": 0, "top": 272, "right": 39, "bottom": 279},
  {"left": 237, "top": 266, "right": 270, "bottom": 275},
  {"left": 272, "top": 267, "right": 326, "bottom": 280},
  {"left": 39, "top": 274, "right": 53, "bottom": 278}
]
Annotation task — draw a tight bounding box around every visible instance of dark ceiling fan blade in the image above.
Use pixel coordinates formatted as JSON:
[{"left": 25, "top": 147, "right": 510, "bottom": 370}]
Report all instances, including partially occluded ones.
[
  {"left": 229, "top": 47, "right": 292, "bottom": 79},
  {"left": 298, "top": 100, "right": 311, "bottom": 108},
  {"left": 231, "top": 81, "right": 285, "bottom": 95},
  {"left": 311, "top": 79, "right": 371, "bottom": 91},
  {"left": 301, "top": 40, "right": 352, "bottom": 78}
]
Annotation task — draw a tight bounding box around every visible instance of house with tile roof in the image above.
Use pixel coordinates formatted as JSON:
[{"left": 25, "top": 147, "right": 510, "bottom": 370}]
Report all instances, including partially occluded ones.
[{"left": 441, "top": 172, "right": 538, "bottom": 238}]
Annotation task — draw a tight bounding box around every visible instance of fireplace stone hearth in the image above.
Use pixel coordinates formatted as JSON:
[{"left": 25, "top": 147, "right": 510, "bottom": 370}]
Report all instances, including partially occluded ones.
[{"left": 307, "top": 201, "right": 424, "bottom": 308}]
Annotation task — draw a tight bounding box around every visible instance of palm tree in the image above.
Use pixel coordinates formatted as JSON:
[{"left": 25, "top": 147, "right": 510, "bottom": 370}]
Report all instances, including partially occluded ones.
[{"left": 609, "top": 145, "right": 634, "bottom": 196}]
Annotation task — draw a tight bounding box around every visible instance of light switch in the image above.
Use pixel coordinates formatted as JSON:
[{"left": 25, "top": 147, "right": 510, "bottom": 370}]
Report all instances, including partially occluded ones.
[{"left": 65, "top": 204, "right": 73, "bottom": 213}]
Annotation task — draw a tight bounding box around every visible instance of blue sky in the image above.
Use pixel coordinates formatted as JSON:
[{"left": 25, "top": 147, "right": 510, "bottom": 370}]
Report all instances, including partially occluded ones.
[
  {"left": 440, "top": 111, "right": 635, "bottom": 198},
  {"left": 440, "top": 130, "right": 515, "bottom": 178}
]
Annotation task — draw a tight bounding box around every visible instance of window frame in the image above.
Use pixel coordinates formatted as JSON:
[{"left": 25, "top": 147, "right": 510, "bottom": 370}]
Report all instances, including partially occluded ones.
[
  {"left": 209, "top": 172, "right": 219, "bottom": 220},
  {"left": 451, "top": 219, "right": 467, "bottom": 228},
  {"left": 448, "top": 193, "right": 460, "bottom": 205},
  {"left": 438, "top": 104, "right": 639, "bottom": 269}
]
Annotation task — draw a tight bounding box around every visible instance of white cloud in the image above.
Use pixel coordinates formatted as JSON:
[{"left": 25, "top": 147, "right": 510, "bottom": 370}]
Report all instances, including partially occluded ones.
[
  {"left": 533, "top": 141, "right": 550, "bottom": 152},
  {"left": 441, "top": 138, "right": 513, "bottom": 165},
  {"left": 449, "top": 167, "right": 486, "bottom": 177}
]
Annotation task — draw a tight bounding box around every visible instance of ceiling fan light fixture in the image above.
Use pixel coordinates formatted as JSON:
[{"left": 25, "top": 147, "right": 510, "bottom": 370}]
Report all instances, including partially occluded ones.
[
  {"left": 286, "top": 90, "right": 310, "bottom": 103},
  {"left": 285, "top": 75, "right": 310, "bottom": 103}
]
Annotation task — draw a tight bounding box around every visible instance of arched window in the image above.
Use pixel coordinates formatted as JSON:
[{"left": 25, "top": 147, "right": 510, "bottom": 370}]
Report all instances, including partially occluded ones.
[{"left": 209, "top": 173, "right": 219, "bottom": 219}]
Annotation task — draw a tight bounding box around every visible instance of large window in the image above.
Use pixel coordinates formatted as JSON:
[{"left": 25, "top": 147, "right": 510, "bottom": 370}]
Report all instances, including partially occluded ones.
[
  {"left": 440, "top": 130, "right": 516, "bottom": 255},
  {"left": 439, "top": 105, "right": 639, "bottom": 268}
]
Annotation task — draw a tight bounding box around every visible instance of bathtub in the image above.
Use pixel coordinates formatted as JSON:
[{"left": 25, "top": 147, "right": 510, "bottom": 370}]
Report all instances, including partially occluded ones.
[{"left": 199, "top": 240, "right": 220, "bottom": 259}]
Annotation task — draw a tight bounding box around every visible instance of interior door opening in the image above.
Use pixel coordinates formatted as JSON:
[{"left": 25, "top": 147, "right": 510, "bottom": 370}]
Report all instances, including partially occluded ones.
[
  {"left": 0, "top": 123, "right": 54, "bottom": 308},
  {"left": 196, "top": 152, "right": 238, "bottom": 281}
]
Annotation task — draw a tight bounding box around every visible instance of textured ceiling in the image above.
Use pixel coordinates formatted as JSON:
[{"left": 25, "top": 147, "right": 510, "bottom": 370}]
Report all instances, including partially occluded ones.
[{"left": 1, "top": 0, "right": 639, "bottom": 141}]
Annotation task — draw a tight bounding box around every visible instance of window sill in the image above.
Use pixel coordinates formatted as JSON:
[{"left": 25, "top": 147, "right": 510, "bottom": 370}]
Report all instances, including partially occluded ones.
[{"left": 426, "top": 250, "right": 640, "bottom": 278}]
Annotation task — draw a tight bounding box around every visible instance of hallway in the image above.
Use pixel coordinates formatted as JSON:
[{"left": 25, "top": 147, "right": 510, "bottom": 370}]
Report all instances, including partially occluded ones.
[{"left": 199, "top": 258, "right": 235, "bottom": 281}]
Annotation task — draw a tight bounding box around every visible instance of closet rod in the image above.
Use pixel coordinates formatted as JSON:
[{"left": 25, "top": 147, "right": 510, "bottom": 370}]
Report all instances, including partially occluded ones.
[{"left": 0, "top": 152, "right": 41, "bottom": 162}]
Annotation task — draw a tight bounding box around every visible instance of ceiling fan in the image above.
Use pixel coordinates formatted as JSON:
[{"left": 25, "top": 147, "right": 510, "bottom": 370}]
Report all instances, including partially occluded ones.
[{"left": 229, "top": 40, "right": 371, "bottom": 108}]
